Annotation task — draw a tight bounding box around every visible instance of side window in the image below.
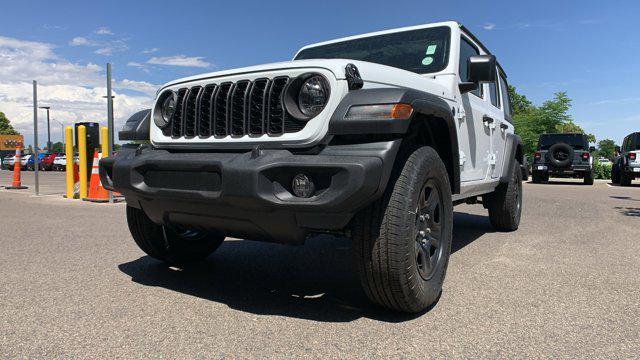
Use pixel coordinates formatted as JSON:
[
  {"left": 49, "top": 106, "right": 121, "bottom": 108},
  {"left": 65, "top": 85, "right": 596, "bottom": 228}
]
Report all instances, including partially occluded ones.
[
  {"left": 488, "top": 79, "right": 499, "bottom": 107},
  {"left": 498, "top": 74, "right": 512, "bottom": 119},
  {"left": 459, "top": 37, "right": 482, "bottom": 98}
]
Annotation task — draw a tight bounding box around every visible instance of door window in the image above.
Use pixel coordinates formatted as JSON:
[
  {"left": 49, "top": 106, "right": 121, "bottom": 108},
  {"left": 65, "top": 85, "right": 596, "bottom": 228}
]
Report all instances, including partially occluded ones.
[{"left": 459, "top": 37, "right": 483, "bottom": 98}]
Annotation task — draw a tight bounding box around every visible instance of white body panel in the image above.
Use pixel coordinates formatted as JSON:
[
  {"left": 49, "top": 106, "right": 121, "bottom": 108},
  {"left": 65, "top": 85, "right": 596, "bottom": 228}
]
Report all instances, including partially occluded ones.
[{"left": 148, "top": 21, "right": 515, "bottom": 199}]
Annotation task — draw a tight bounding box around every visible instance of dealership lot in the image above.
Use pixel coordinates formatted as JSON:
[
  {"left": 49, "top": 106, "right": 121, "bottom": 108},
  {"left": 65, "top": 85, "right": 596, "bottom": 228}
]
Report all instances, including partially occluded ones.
[{"left": 1, "top": 171, "right": 639, "bottom": 358}]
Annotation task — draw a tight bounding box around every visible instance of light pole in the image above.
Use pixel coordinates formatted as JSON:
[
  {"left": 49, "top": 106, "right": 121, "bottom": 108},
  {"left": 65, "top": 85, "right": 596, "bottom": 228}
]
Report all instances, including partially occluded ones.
[{"left": 38, "top": 106, "right": 52, "bottom": 152}]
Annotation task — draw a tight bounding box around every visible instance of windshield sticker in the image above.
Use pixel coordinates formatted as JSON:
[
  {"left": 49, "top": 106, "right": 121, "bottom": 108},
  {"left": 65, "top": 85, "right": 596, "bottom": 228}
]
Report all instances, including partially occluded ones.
[{"left": 422, "top": 44, "right": 437, "bottom": 66}]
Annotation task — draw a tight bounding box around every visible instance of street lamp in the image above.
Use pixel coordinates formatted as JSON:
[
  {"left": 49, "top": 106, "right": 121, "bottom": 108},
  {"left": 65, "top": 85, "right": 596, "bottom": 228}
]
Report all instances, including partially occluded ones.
[{"left": 38, "top": 106, "right": 52, "bottom": 152}]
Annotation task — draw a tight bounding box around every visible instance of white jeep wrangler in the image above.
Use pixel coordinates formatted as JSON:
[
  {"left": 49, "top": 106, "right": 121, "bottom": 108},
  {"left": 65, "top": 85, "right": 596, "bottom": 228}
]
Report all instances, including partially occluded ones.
[{"left": 101, "top": 21, "right": 526, "bottom": 313}]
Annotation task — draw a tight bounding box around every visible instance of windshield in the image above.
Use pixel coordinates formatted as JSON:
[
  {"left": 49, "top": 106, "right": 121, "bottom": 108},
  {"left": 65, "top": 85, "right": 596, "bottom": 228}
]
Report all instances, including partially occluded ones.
[
  {"left": 295, "top": 26, "right": 451, "bottom": 74},
  {"left": 537, "top": 134, "right": 588, "bottom": 150}
]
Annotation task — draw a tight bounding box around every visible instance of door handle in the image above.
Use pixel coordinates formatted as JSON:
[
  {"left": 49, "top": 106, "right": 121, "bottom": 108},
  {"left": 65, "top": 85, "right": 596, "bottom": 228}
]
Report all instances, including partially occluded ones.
[
  {"left": 500, "top": 123, "right": 508, "bottom": 130},
  {"left": 482, "top": 115, "right": 494, "bottom": 124}
]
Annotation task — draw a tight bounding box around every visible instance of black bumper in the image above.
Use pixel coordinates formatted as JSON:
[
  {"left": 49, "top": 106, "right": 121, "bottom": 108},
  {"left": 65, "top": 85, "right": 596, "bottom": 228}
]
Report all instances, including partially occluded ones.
[
  {"left": 532, "top": 164, "right": 592, "bottom": 175},
  {"left": 100, "top": 141, "right": 400, "bottom": 244}
]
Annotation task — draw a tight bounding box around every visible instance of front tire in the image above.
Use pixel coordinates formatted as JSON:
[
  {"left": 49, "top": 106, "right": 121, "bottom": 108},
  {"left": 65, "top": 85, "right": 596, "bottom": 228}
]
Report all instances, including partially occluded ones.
[
  {"left": 126, "top": 206, "right": 225, "bottom": 264},
  {"left": 352, "top": 146, "right": 453, "bottom": 313},
  {"left": 484, "top": 160, "right": 523, "bottom": 231}
]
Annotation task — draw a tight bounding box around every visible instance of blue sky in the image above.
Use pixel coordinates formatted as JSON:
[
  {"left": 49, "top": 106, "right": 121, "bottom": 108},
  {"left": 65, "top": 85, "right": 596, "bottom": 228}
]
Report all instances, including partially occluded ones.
[{"left": 1, "top": 0, "right": 638, "bottom": 147}]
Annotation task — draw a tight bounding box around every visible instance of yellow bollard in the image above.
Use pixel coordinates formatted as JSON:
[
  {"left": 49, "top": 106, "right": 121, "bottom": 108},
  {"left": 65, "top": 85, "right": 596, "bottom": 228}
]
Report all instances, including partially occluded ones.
[
  {"left": 78, "top": 125, "right": 88, "bottom": 199},
  {"left": 101, "top": 126, "right": 109, "bottom": 158},
  {"left": 64, "top": 127, "right": 74, "bottom": 199}
]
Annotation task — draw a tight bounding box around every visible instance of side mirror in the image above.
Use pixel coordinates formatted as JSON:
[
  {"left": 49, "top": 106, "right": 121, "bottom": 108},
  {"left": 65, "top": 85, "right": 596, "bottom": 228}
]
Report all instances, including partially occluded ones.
[
  {"left": 589, "top": 146, "right": 596, "bottom": 152},
  {"left": 467, "top": 55, "right": 497, "bottom": 83},
  {"left": 459, "top": 55, "right": 497, "bottom": 94}
]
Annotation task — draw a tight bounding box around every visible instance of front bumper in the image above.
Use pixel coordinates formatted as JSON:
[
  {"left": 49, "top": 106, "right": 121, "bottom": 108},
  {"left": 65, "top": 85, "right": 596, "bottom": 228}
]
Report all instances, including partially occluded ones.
[{"left": 100, "top": 141, "right": 399, "bottom": 244}]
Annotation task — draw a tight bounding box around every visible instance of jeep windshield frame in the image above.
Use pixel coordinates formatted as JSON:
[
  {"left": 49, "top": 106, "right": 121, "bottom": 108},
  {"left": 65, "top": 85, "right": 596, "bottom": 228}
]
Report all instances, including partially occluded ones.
[
  {"left": 537, "top": 134, "right": 589, "bottom": 151},
  {"left": 294, "top": 26, "right": 451, "bottom": 75}
]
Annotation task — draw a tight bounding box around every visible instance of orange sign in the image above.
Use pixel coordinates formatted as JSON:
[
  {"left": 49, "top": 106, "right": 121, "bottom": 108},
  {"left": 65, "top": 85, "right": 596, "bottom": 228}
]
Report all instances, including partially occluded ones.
[{"left": 0, "top": 135, "right": 24, "bottom": 151}]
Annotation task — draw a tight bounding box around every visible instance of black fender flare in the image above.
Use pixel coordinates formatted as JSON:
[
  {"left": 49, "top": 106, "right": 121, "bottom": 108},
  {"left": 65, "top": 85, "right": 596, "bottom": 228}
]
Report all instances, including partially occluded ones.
[
  {"left": 119, "top": 109, "right": 151, "bottom": 141},
  {"left": 501, "top": 133, "right": 527, "bottom": 182},
  {"left": 329, "top": 88, "right": 460, "bottom": 194}
]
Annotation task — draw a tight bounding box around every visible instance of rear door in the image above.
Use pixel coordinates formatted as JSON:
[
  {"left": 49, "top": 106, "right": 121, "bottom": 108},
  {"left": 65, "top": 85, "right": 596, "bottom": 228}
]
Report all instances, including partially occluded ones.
[{"left": 486, "top": 70, "right": 511, "bottom": 178}]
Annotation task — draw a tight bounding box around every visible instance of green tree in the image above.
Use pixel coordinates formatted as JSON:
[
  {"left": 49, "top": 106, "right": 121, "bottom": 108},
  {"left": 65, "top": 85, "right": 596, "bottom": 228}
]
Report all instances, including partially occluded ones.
[
  {"left": 51, "top": 142, "right": 65, "bottom": 153},
  {"left": 0, "top": 112, "right": 20, "bottom": 135},
  {"left": 597, "top": 139, "right": 616, "bottom": 160},
  {"left": 510, "top": 88, "right": 593, "bottom": 157}
]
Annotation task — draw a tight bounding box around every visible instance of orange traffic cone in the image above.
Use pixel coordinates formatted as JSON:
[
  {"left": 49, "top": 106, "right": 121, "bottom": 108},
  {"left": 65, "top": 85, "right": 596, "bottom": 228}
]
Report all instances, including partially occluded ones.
[
  {"left": 6, "top": 144, "right": 28, "bottom": 190},
  {"left": 83, "top": 151, "right": 109, "bottom": 202}
]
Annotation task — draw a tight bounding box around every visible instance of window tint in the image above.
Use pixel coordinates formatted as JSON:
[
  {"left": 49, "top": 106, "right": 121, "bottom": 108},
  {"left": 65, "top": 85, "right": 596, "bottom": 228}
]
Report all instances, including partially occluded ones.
[
  {"left": 459, "top": 37, "right": 482, "bottom": 98},
  {"left": 499, "top": 75, "right": 511, "bottom": 118},
  {"left": 295, "top": 26, "right": 451, "bottom": 74}
]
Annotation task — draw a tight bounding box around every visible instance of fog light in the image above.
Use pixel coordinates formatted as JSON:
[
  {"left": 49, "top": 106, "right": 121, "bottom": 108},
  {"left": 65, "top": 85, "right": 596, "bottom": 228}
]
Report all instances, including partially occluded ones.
[{"left": 292, "top": 174, "right": 315, "bottom": 198}]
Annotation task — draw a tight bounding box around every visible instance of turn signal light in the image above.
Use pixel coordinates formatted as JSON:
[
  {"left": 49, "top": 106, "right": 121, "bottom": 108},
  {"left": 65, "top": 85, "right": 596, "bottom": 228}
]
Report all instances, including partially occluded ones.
[
  {"left": 345, "top": 103, "right": 413, "bottom": 120},
  {"left": 582, "top": 152, "right": 589, "bottom": 160},
  {"left": 534, "top": 152, "right": 541, "bottom": 159},
  {"left": 630, "top": 153, "right": 637, "bottom": 161}
]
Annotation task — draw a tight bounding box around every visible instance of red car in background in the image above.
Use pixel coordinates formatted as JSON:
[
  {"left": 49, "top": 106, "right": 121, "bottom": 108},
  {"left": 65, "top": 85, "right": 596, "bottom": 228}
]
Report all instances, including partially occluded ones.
[{"left": 39, "top": 153, "right": 59, "bottom": 171}]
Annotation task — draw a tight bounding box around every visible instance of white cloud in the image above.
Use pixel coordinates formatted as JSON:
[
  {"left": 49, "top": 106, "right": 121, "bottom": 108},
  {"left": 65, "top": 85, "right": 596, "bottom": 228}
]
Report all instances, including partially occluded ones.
[
  {"left": 483, "top": 23, "right": 496, "bottom": 30},
  {"left": 116, "top": 79, "right": 159, "bottom": 96},
  {"left": 69, "top": 34, "right": 128, "bottom": 56},
  {"left": 589, "top": 97, "right": 640, "bottom": 106},
  {"left": 142, "top": 47, "right": 159, "bottom": 54},
  {"left": 0, "top": 35, "right": 153, "bottom": 144},
  {"left": 147, "top": 55, "right": 211, "bottom": 68},
  {"left": 94, "top": 27, "right": 113, "bottom": 35},
  {"left": 69, "top": 36, "right": 91, "bottom": 46}
]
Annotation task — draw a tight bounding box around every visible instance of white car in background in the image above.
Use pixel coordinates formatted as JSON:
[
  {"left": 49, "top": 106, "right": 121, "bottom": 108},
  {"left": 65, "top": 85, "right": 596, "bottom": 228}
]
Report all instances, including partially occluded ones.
[
  {"left": 52, "top": 154, "right": 79, "bottom": 171},
  {"left": 2, "top": 155, "right": 17, "bottom": 170},
  {"left": 597, "top": 157, "right": 612, "bottom": 165}
]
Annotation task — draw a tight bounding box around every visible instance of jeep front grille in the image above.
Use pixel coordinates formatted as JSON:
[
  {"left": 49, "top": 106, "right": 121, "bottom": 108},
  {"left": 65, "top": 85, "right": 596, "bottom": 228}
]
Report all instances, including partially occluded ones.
[{"left": 166, "top": 77, "right": 307, "bottom": 138}]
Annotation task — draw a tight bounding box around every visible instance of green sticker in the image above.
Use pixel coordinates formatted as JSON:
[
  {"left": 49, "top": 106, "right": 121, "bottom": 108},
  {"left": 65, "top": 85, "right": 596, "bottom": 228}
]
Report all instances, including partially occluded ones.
[
  {"left": 425, "top": 44, "right": 437, "bottom": 55},
  {"left": 422, "top": 57, "right": 433, "bottom": 65}
]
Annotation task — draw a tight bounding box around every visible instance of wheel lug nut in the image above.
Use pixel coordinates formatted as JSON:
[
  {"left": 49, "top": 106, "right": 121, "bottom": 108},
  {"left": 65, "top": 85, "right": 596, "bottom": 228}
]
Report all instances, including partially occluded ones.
[
  {"left": 419, "top": 230, "right": 426, "bottom": 237},
  {"left": 421, "top": 239, "right": 427, "bottom": 245},
  {"left": 425, "top": 228, "right": 431, "bottom": 234},
  {"left": 419, "top": 215, "right": 425, "bottom": 222}
]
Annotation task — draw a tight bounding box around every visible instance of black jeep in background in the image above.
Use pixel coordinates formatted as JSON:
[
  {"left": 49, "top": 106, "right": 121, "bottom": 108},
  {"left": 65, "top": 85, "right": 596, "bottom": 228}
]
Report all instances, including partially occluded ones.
[{"left": 531, "top": 133, "right": 595, "bottom": 185}]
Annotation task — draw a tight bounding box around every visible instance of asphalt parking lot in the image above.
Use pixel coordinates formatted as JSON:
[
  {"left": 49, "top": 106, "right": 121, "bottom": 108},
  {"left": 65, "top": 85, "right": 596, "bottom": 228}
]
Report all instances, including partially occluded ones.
[{"left": 1, "top": 170, "right": 639, "bottom": 358}]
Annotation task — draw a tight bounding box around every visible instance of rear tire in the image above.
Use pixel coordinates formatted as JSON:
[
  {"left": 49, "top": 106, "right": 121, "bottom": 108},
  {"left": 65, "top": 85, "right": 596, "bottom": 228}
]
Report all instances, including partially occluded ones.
[
  {"left": 620, "top": 171, "right": 632, "bottom": 186},
  {"left": 484, "top": 160, "right": 523, "bottom": 231},
  {"left": 611, "top": 165, "right": 621, "bottom": 184},
  {"left": 352, "top": 146, "right": 453, "bottom": 313},
  {"left": 126, "top": 206, "right": 225, "bottom": 264},
  {"left": 584, "top": 171, "right": 594, "bottom": 185},
  {"left": 532, "top": 171, "right": 543, "bottom": 183}
]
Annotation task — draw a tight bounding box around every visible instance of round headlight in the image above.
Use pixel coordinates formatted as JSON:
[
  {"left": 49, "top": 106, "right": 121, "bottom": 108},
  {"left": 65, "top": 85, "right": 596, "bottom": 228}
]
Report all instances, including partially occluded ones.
[
  {"left": 161, "top": 94, "right": 176, "bottom": 122},
  {"left": 298, "top": 75, "right": 329, "bottom": 117},
  {"left": 154, "top": 91, "right": 176, "bottom": 128}
]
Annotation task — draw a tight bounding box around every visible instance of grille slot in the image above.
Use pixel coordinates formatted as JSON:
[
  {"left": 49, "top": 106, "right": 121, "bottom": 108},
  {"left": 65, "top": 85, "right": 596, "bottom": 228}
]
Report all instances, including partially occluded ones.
[
  {"left": 214, "top": 83, "right": 233, "bottom": 136},
  {"left": 230, "top": 80, "right": 251, "bottom": 136},
  {"left": 171, "top": 88, "right": 188, "bottom": 137},
  {"left": 267, "top": 77, "right": 289, "bottom": 135},
  {"left": 198, "top": 84, "right": 217, "bottom": 137},
  {"left": 184, "top": 86, "right": 201, "bottom": 137},
  {"left": 167, "top": 76, "right": 310, "bottom": 139},
  {"left": 248, "top": 79, "right": 269, "bottom": 135}
]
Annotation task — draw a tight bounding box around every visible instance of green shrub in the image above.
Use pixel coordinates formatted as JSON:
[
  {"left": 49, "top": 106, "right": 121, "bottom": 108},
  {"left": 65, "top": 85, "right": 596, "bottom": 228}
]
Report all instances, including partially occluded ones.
[{"left": 593, "top": 161, "right": 612, "bottom": 179}]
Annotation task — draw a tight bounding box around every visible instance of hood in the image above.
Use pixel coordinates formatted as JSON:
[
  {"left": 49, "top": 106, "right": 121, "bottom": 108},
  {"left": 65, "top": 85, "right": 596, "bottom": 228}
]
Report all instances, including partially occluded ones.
[{"left": 160, "top": 59, "right": 451, "bottom": 99}]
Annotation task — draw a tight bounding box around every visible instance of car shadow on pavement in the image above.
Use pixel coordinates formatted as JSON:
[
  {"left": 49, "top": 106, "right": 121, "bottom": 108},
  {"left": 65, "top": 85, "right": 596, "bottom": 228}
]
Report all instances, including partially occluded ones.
[
  {"left": 614, "top": 206, "right": 640, "bottom": 217},
  {"left": 118, "top": 211, "right": 491, "bottom": 323}
]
